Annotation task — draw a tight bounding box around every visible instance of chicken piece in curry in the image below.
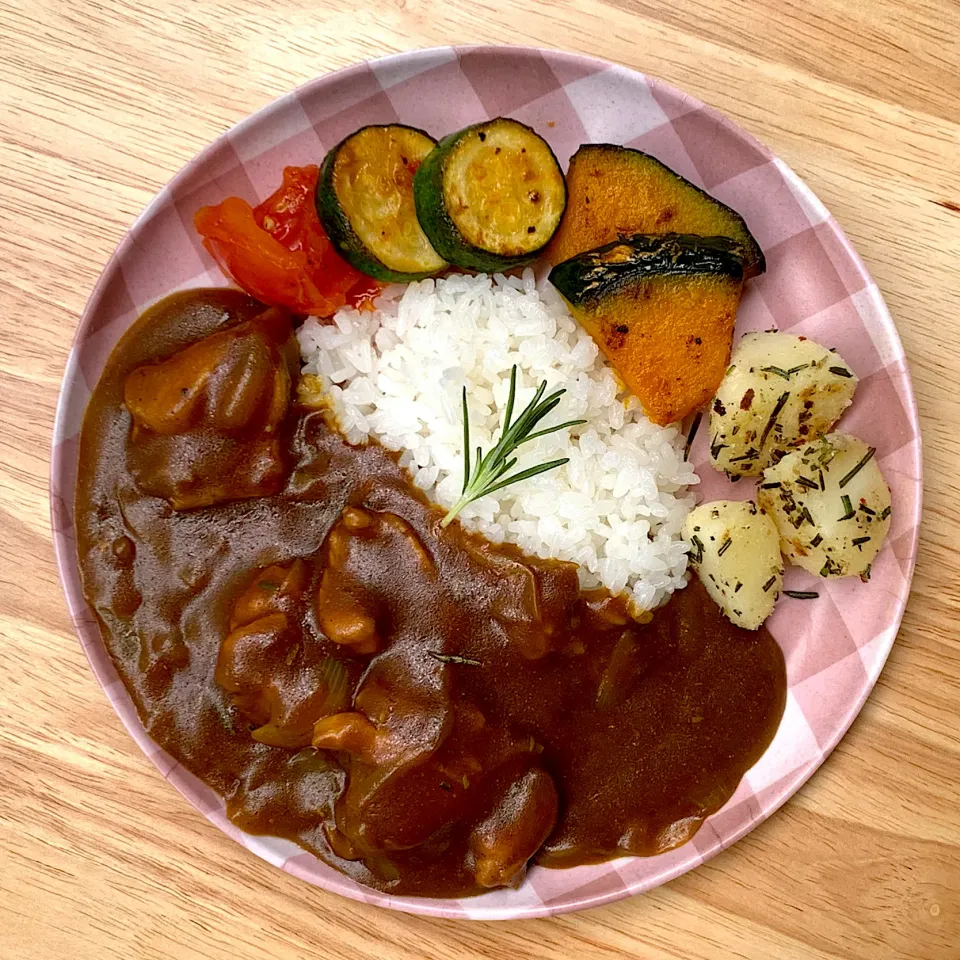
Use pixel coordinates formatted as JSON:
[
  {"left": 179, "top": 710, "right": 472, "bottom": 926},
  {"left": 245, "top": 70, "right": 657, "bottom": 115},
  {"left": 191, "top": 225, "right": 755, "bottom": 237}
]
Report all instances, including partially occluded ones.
[{"left": 75, "top": 289, "right": 786, "bottom": 898}]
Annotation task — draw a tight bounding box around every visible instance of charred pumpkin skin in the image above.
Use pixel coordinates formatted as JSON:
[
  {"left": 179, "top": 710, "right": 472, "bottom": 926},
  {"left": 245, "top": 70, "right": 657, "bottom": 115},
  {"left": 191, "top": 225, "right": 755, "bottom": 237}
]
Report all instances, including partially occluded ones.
[
  {"left": 318, "top": 124, "right": 447, "bottom": 282},
  {"left": 550, "top": 234, "right": 744, "bottom": 426},
  {"left": 548, "top": 144, "right": 765, "bottom": 279},
  {"left": 413, "top": 118, "right": 567, "bottom": 273}
]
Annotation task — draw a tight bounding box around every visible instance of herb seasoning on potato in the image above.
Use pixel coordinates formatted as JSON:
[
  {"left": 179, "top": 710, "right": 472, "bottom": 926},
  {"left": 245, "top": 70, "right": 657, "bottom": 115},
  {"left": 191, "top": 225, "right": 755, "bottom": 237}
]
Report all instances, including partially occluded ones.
[{"left": 709, "top": 332, "right": 858, "bottom": 478}]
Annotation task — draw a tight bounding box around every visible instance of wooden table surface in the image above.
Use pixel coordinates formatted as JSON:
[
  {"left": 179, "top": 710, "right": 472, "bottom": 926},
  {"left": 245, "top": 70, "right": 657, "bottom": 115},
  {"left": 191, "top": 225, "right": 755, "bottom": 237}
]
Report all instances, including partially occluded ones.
[{"left": 2, "top": 1, "right": 959, "bottom": 957}]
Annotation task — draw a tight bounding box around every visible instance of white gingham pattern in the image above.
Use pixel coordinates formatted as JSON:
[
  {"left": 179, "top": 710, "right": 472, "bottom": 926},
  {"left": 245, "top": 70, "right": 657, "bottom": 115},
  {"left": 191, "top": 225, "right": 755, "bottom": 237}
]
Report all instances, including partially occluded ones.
[{"left": 50, "top": 46, "right": 922, "bottom": 920}]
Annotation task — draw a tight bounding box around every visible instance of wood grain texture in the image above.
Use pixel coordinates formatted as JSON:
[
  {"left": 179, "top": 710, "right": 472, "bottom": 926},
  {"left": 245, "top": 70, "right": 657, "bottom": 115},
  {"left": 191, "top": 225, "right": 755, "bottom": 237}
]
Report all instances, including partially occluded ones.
[{"left": 1, "top": 0, "right": 958, "bottom": 957}]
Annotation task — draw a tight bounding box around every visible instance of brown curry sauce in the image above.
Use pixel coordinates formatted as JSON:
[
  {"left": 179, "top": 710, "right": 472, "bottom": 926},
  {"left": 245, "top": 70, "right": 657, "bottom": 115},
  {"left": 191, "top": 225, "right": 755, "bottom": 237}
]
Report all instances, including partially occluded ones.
[{"left": 75, "top": 289, "right": 786, "bottom": 898}]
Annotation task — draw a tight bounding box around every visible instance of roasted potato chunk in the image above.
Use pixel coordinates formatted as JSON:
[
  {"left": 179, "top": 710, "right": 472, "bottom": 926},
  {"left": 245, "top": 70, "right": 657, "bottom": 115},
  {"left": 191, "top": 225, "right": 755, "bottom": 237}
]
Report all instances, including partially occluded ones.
[
  {"left": 683, "top": 500, "right": 783, "bottom": 630},
  {"left": 757, "top": 433, "right": 891, "bottom": 579},
  {"left": 709, "top": 332, "right": 858, "bottom": 478}
]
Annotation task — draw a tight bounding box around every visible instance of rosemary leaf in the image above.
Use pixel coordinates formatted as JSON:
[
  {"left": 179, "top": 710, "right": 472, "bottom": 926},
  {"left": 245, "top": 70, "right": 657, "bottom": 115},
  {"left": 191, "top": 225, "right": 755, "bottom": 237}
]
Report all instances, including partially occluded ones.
[
  {"left": 685, "top": 412, "right": 702, "bottom": 458},
  {"left": 483, "top": 458, "right": 571, "bottom": 496},
  {"left": 461, "top": 388, "right": 471, "bottom": 494},
  {"left": 762, "top": 364, "right": 809, "bottom": 380},
  {"left": 838, "top": 446, "right": 876, "bottom": 489},
  {"left": 759, "top": 391, "right": 790, "bottom": 450},
  {"left": 428, "top": 651, "right": 482, "bottom": 667},
  {"left": 690, "top": 535, "right": 704, "bottom": 564},
  {"left": 522, "top": 419, "right": 587, "bottom": 445},
  {"left": 820, "top": 556, "right": 842, "bottom": 577}
]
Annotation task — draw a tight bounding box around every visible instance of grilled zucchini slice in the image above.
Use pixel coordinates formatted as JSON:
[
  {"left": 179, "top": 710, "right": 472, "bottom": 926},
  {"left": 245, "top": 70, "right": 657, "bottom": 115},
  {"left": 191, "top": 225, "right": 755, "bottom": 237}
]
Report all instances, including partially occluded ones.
[
  {"left": 550, "top": 233, "right": 744, "bottom": 425},
  {"left": 549, "top": 144, "right": 765, "bottom": 278},
  {"left": 317, "top": 124, "right": 446, "bottom": 282},
  {"left": 413, "top": 118, "right": 567, "bottom": 273}
]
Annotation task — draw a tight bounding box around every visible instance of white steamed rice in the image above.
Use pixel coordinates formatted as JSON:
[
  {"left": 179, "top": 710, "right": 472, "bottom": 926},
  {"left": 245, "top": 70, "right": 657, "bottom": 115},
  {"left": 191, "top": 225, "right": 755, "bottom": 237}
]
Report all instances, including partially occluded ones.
[{"left": 297, "top": 270, "right": 697, "bottom": 610}]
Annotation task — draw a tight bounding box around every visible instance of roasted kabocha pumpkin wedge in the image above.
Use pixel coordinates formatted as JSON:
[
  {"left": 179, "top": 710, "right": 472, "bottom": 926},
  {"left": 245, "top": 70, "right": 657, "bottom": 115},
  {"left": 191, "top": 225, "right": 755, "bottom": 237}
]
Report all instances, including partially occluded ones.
[
  {"left": 549, "top": 233, "right": 745, "bottom": 425},
  {"left": 548, "top": 144, "right": 765, "bottom": 279}
]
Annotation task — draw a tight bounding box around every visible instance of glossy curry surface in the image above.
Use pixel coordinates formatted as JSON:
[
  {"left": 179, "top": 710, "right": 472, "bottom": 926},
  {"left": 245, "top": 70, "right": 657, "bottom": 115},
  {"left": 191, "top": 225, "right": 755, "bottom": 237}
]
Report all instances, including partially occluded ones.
[{"left": 75, "top": 289, "right": 786, "bottom": 898}]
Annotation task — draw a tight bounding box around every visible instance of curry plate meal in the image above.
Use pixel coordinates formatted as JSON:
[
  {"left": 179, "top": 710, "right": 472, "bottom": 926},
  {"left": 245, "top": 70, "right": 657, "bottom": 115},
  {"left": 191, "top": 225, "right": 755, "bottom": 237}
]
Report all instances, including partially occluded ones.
[{"left": 76, "top": 119, "right": 891, "bottom": 898}]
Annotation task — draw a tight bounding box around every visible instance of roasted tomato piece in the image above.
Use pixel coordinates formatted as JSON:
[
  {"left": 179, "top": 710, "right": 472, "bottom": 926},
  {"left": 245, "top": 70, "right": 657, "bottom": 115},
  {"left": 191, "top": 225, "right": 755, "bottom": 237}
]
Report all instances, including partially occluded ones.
[{"left": 194, "top": 165, "right": 377, "bottom": 316}]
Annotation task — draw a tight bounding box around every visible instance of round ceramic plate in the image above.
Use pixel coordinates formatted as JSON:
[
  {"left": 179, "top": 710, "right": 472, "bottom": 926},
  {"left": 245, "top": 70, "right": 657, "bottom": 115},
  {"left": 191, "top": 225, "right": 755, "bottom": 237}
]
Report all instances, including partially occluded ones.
[{"left": 51, "top": 45, "right": 922, "bottom": 920}]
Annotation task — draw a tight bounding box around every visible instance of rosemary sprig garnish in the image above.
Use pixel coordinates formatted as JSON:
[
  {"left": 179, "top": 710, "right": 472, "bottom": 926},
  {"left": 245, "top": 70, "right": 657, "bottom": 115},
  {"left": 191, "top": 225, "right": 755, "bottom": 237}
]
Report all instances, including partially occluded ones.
[
  {"left": 830, "top": 366, "right": 853, "bottom": 378},
  {"left": 839, "top": 494, "right": 855, "bottom": 521},
  {"left": 440, "top": 366, "right": 585, "bottom": 527},
  {"left": 784, "top": 590, "right": 819, "bottom": 599}
]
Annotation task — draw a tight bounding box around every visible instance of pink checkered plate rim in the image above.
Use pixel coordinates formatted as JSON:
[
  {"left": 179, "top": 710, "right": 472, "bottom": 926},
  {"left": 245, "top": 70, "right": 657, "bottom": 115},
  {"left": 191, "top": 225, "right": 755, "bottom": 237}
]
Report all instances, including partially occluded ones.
[{"left": 50, "top": 45, "right": 922, "bottom": 920}]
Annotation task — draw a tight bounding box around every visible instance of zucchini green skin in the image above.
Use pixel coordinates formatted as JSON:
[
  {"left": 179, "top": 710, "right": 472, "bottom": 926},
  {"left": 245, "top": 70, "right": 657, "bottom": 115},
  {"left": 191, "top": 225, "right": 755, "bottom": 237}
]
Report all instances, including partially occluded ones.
[
  {"left": 549, "top": 233, "right": 746, "bottom": 306},
  {"left": 413, "top": 118, "right": 567, "bottom": 274},
  {"left": 317, "top": 124, "right": 445, "bottom": 283}
]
